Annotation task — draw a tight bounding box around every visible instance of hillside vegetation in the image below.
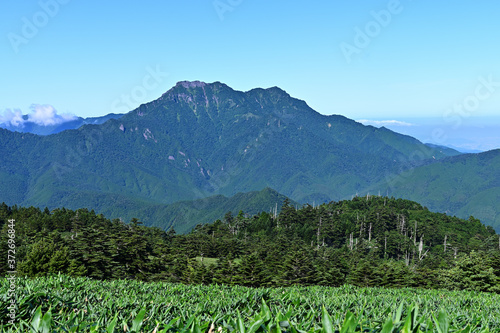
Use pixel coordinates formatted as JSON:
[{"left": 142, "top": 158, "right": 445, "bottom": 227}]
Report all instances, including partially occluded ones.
[
  {"left": 1, "top": 196, "right": 499, "bottom": 292},
  {"left": 376, "top": 149, "right": 500, "bottom": 231}
]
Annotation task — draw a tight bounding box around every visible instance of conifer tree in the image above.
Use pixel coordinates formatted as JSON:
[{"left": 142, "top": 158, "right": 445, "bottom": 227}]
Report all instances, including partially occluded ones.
[
  {"left": 279, "top": 249, "right": 316, "bottom": 286},
  {"left": 235, "top": 253, "right": 268, "bottom": 287},
  {"left": 213, "top": 254, "right": 237, "bottom": 285}
]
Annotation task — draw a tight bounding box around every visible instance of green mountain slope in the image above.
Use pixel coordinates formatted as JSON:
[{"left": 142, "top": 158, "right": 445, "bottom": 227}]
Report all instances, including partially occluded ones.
[
  {"left": 376, "top": 149, "right": 500, "bottom": 231},
  {"left": 0, "top": 81, "right": 473, "bottom": 229},
  {"left": 142, "top": 187, "right": 295, "bottom": 234},
  {"left": 40, "top": 187, "right": 293, "bottom": 234}
]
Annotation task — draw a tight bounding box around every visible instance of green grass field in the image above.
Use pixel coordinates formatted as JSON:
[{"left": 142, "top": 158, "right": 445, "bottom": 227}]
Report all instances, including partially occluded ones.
[
  {"left": 194, "top": 257, "right": 219, "bottom": 267},
  {"left": 194, "top": 257, "right": 241, "bottom": 266},
  {"left": 1, "top": 275, "right": 500, "bottom": 332}
]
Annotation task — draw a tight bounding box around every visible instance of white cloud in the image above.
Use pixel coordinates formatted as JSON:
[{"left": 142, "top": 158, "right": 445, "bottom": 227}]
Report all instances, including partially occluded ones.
[
  {"left": 0, "top": 109, "right": 25, "bottom": 127},
  {"left": 28, "top": 104, "right": 77, "bottom": 126},
  {"left": 357, "top": 119, "right": 415, "bottom": 127},
  {"left": 1, "top": 105, "right": 77, "bottom": 127}
]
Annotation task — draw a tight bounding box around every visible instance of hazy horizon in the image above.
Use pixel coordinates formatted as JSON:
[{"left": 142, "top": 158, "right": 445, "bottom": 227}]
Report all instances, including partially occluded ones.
[{"left": 357, "top": 116, "right": 500, "bottom": 152}]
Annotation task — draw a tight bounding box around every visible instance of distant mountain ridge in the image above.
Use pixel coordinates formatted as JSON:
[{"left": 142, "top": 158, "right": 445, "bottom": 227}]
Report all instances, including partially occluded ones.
[
  {"left": 2, "top": 80, "right": 499, "bottom": 231},
  {"left": 142, "top": 187, "right": 295, "bottom": 234},
  {"left": 374, "top": 149, "right": 500, "bottom": 231},
  {"left": 0, "top": 113, "right": 123, "bottom": 135}
]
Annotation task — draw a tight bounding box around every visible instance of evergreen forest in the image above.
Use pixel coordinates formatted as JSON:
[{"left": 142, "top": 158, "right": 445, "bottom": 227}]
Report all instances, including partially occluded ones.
[{"left": 1, "top": 196, "right": 499, "bottom": 293}]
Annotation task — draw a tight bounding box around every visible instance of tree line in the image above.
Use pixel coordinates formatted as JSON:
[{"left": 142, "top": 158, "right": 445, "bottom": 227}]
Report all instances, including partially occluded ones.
[{"left": 1, "top": 196, "right": 499, "bottom": 292}]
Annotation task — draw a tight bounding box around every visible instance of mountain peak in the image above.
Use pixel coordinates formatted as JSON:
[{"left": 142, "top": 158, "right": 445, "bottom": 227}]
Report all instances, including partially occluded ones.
[
  {"left": 160, "top": 81, "right": 234, "bottom": 99},
  {"left": 246, "top": 85, "right": 290, "bottom": 97},
  {"left": 175, "top": 80, "right": 208, "bottom": 89},
  {"left": 165, "top": 81, "right": 292, "bottom": 101}
]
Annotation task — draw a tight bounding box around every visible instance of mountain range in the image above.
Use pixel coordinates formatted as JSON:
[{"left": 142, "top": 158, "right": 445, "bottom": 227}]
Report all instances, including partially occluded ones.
[
  {"left": 0, "top": 81, "right": 499, "bottom": 232},
  {"left": 0, "top": 112, "right": 123, "bottom": 135}
]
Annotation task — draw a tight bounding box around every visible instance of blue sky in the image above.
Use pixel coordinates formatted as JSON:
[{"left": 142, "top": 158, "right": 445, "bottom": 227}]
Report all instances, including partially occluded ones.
[{"left": 1, "top": 0, "right": 500, "bottom": 145}]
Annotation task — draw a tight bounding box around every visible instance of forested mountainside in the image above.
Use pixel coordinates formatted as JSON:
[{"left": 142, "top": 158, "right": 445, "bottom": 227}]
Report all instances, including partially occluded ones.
[
  {"left": 376, "top": 149, "right": 500, "bottom": 232},
  {"left": 141, "top": 187, "right": 295, "bottom": 234},
  {"left": 1, "top": 196, "right": 499, "bottom": 292},
  {"left": 0, "top": 81, "right": 469, "bottom": 229},
  {"left": 1, "top": 81, "right": 499, "bottom": 231}
]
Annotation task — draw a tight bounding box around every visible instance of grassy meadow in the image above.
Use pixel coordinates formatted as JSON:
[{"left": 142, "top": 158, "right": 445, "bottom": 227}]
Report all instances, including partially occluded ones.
[{"left": 1, "top": 275, "right": 500, "bottom": 332}]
